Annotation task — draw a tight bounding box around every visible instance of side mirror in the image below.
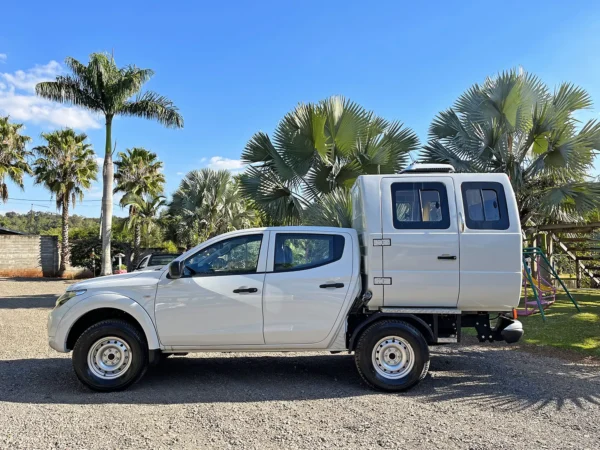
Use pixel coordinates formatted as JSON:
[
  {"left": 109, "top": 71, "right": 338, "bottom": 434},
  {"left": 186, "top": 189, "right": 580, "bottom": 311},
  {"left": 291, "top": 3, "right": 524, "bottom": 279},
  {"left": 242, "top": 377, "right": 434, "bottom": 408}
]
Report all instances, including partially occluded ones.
[{"left": 168, "top": 260, "right": 184, "bottom": 279}]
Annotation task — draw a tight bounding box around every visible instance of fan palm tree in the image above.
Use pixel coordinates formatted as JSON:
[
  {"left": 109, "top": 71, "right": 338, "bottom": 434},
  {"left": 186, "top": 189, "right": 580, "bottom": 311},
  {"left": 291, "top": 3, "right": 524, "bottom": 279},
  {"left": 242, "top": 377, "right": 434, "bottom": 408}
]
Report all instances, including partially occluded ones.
[
  {"left": 122, "top": 194, "right": 166, "bottom": 249},
  {"left": 239, "top": 96, "right": 419, "bottom": 225},
  {"left": 32, "top": 129, "right": 98, "bottom": 275},
  {"left": 0, "top": 116, "right": 32, "bottom": 202},
  {"left": 303, "top": 188, "right": 354, "bottom": 228},
  {"left": 422, "top": 69, "right": 600, "bottom": 224},
  {"left": 114, "top": 147, "right": 165, "bottom": 266},
  {"left": 35, "top": 53, "right": 183, "bottom": 275},
  {"left": 168, "top": 169, "right": 257, "bottom": 247}
]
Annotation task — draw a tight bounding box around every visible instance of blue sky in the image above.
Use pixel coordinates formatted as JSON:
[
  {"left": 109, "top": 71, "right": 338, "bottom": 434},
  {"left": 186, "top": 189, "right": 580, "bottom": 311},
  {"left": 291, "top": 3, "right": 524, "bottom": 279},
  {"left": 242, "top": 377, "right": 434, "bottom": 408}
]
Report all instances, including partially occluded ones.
[{"left": 1, "top": 0, "right": 600, "bottom": 217}]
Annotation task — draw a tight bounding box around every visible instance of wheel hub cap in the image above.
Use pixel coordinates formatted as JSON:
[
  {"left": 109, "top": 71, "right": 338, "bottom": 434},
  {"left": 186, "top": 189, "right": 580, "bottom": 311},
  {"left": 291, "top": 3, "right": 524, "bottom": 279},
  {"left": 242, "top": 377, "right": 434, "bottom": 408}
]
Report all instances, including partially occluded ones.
[
  {"left": 372, "top": 336, "right": 415, "bottom": 380},
  {"left": 87, "top": 337, "right": 132, "bottom": 380}
]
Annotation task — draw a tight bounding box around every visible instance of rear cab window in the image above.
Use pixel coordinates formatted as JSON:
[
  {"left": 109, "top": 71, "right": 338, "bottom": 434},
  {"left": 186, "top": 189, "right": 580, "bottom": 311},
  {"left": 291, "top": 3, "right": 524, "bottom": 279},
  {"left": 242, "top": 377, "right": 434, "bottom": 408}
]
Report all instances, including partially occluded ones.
[
  {"left": 391, "top": 182, "right": 450, "bottom": 229},
  {"left": 274, "top": 233, "right": 345, "bottom": 272},
  {"left": 461, "top": 182, "right": 509, "bottom": 230}
]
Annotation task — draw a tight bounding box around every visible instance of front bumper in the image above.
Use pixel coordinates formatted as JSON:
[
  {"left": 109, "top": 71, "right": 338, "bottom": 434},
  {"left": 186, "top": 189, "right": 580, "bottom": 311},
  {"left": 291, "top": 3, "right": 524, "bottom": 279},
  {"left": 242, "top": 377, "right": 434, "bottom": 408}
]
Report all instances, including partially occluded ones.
[{"left": 47, "top": 305, "right": 69, "bottom": 352}]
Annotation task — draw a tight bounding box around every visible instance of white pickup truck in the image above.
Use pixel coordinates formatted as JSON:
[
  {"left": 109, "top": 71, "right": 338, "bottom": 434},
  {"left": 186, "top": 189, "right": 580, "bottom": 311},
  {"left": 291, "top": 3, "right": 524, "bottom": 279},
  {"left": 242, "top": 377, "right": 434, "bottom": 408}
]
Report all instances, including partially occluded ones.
[{"left": 48, "top": 164, "right": 524, "bottom": 392}]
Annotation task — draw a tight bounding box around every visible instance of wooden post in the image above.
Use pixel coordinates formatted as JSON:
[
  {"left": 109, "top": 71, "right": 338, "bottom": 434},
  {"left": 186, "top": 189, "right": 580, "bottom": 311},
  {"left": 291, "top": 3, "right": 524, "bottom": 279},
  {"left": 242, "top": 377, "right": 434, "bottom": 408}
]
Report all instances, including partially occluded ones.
[
  {"left": 576, "top": 257, "right": 581, "bottom": 289},
  {"left": 532, "top": 234, "right": 539, "bottom": 278}
]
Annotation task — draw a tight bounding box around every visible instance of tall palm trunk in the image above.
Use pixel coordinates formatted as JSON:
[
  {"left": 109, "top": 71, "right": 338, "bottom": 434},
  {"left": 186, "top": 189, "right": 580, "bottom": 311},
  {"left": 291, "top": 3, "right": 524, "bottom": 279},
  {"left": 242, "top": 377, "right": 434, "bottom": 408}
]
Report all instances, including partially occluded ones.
[
  {"left": 60, "top": 193, "right": 70, "bottom": 275},
  {"left": 133, "top": 223, "right": 142, "bottom": 268},
  {"left": 100, "top": 116, "right": 114, "bottom": 276}
]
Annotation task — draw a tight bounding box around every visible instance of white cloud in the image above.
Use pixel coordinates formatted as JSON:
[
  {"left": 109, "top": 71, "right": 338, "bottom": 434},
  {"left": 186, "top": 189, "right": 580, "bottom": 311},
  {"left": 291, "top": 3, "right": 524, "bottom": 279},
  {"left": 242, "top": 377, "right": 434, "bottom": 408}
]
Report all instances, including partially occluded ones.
[
  {"left": 0, "top": 60, "right": 101, "bottom": 130},
  {"left": 0, "top": 54, "right": 7, "bottom": 63},
  {"left": 2, "top": 61, "right": 61, "bottom": 92},
  {"left": 176, "top": 171, "right": 185, "bottom": 176},
  {"left": 205, "top": 156, "right": 246, "bottom": 172}
]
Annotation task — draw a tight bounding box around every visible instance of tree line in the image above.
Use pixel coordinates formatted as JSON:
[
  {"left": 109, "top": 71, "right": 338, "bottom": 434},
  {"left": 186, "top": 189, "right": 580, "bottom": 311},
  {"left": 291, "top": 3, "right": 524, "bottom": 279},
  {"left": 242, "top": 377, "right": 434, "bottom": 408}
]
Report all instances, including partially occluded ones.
[{"left": 1, "top": 54, "right": 600, "bottom": 276}]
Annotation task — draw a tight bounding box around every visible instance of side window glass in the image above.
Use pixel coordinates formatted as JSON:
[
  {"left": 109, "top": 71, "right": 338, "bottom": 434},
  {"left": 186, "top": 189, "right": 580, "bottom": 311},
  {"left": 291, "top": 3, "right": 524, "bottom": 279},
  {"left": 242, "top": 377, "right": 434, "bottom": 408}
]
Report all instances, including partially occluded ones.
[
  {"left": 461, "top": 182, "right": 509, "bottom": 230},
  {"left": 465, "top": 189, "right": 485, "bottom": 221},
  {"left": 482, "top": 189, "right": 500, "bottom": 221},
  {"left": 183, "top": 235, "right": 262, "bottom": 276},
  {"left": 391, "top": 182, "right": 450, "bottom": 229},
  {"left": 274, "top": 234, "right": 345, "bottom": 272},
  {"left": 420, "top": 190, "right": 442, "bottom": 222},
  {"left": 395, "top": 189, "right": 421, "bottom": 222}
]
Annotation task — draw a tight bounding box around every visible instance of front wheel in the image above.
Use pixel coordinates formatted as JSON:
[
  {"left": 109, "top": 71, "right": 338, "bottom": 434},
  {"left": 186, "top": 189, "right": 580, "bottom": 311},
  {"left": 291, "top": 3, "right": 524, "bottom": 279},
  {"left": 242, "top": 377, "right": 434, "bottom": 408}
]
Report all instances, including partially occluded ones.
[
  {"left": 354, "top": 320, "right": 430, "bottom": 392},
  {"left": 72, "top": 319, "right": 148, "bottom": 392}
]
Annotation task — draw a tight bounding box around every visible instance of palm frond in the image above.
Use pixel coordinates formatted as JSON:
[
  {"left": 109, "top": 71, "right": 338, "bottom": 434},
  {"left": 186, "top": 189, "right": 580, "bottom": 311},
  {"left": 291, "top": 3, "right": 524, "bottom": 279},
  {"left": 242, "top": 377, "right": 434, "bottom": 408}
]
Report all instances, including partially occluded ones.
[
  {"left": 302, "top": 188, "right": 353, "bottom": 228},
  {"left": 120, "top": 91, "right": 184, "bottom": 128},
  {"left": 0, "top": 116, "right": 33, "bottom": 201},
  {"left": 36, "top": 76, "right": 103, "bottom": 111}
]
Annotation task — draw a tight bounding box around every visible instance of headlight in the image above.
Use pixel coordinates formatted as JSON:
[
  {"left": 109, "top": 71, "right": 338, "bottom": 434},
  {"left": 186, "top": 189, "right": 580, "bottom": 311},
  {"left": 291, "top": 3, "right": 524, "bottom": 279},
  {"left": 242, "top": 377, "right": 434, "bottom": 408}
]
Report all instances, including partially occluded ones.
[{"left": 55, "top": 289, "right": 87, "bottom": 308}]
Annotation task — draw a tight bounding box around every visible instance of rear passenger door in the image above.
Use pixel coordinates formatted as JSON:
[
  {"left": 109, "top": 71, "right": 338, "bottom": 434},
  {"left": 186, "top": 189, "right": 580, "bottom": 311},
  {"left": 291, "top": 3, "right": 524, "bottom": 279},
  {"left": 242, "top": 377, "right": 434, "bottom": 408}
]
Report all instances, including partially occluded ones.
[
  {"left": 380, "top": 177, "right": 460, "bottom": 307},
  {"left": 457, "top": 180, "right": 522, "bottom": 310},
  {"left": 262, "top": 231, "right": 354, "bottom": 345}
]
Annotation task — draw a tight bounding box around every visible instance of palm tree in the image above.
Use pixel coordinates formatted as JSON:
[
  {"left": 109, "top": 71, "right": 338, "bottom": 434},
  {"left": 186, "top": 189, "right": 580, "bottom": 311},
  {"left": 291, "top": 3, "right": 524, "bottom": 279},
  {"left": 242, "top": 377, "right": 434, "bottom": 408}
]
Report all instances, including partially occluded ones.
[
  {"left": 303, "top": 189, "right": 354, "bottom": 228},
  {"left": 32, "top": 129, "right": 98, "bottom": 275},
  {"left": 422, "top": 69, "right": 600, "bottom": 224},
  {"left": 35, "top": 53, "right": 183, "bottom": 275},
  {"left": 114, "top": 147, "right": 165, "bottom": 267},
  {"left": 168, "top": 169, "right": 257, "bottom": 247},
  {"left": 0, "top": 116, "right": 32, "bottom": 202},
  {"left": 122, "top": 194, "right": 166, "bottom": 249},
  {"left": 239, "top": 96, "right": 419, "bottom": 224}
]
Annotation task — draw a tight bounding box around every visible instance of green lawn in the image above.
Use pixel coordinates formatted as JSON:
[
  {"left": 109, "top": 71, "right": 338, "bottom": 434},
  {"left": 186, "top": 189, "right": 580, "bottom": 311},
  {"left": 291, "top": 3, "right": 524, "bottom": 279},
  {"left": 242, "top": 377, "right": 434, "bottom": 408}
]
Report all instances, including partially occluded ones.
[{"left": 519, "top": 289, "right": 600, "bottom": 358}]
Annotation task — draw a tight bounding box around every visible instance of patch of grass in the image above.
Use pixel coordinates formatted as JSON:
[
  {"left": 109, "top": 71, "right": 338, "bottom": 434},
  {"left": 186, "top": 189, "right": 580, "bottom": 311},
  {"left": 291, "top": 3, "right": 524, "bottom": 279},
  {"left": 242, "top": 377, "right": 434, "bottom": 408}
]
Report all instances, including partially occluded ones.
[{"left": 519, "top": 289, "right": 600, "bottom": 357}]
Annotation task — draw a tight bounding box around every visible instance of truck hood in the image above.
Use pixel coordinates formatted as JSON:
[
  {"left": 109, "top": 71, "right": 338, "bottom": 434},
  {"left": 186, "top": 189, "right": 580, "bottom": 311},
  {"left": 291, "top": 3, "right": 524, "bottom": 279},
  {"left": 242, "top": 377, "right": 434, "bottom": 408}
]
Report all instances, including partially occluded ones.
[{"left": 68, "top": 270, "right": 163, "bottom": 291}]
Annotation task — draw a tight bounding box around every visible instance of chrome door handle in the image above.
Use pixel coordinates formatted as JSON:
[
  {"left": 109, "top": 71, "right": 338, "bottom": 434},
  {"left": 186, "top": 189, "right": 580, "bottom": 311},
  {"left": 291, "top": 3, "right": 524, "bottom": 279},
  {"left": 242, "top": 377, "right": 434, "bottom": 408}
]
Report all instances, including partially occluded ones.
[{"left": 233, "top": 287, "right": 258, "bottom": 293}]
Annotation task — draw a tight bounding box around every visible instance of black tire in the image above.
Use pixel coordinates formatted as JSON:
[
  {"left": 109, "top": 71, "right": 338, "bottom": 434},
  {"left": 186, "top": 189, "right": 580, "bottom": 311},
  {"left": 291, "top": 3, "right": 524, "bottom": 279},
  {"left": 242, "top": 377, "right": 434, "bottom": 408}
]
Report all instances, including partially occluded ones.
[
  {"left": 354, "top": 320, "right": 430, "bottom": 392},
  {"left": 72, "top": 319, "right": 149, "bottom": 392}
]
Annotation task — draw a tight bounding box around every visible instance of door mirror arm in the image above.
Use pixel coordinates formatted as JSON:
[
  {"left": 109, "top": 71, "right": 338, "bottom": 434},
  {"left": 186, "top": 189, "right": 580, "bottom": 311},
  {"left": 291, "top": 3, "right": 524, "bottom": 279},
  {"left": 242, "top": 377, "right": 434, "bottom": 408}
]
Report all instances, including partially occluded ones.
[{"left": 168, "top": 260, "right": 185, "bottom": 279}]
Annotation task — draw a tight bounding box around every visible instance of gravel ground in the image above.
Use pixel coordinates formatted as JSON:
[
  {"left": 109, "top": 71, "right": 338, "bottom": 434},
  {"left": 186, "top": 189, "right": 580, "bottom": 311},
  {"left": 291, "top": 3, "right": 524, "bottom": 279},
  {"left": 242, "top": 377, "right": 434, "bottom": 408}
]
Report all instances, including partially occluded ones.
[{"left": 1, "top": 278, "right": 599, "bottom": 450}]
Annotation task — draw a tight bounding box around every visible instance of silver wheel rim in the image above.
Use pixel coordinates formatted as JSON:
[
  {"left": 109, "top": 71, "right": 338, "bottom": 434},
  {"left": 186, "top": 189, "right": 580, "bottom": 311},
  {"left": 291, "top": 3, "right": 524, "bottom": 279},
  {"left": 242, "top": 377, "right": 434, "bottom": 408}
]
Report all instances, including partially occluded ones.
[
  {"left": 371, "top": 336, "right": 415, "bottom": 379},
  {"left": 87, "top": 336, "right": 132, "bottom": 380}
]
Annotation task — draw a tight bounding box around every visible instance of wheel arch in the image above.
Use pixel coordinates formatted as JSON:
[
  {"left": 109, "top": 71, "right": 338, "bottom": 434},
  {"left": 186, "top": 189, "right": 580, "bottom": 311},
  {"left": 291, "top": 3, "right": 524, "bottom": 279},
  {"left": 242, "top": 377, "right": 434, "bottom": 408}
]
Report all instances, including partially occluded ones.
[
  {"left": 61, "top": 294, "right": 161, "bottom": 351},
  {"left": 348, "top": 313, "right": 434, "bottom": 351}
]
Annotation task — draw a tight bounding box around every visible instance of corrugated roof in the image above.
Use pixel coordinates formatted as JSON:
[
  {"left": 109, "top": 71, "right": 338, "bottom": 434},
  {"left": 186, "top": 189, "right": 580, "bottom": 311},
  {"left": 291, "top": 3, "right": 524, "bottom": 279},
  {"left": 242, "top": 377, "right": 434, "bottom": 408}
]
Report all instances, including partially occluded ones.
[{"left": 0, "top": 227, "right": 26, "bottom": 235}]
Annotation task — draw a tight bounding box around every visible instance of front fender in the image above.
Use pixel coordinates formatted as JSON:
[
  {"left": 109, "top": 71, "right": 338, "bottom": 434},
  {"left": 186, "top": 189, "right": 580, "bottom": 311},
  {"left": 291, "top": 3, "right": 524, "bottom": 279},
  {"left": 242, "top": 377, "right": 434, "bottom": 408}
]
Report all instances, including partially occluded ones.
[{"left": 50, "top": 293, "right": 160, "bottom": 352}]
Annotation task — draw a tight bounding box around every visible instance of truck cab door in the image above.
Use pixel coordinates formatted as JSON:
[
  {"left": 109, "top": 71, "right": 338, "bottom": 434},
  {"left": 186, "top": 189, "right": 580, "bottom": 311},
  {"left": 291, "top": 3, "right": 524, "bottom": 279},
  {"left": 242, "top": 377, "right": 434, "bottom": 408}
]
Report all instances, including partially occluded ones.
[
  {"left": 262, "top": 230, "right": 357, "bottom": 345},
  {"left": 380, "top": 177, "right": 460, "bottom": 307},
  {"left": 155, "top": 232, "right": 269, "bottom": 346}
]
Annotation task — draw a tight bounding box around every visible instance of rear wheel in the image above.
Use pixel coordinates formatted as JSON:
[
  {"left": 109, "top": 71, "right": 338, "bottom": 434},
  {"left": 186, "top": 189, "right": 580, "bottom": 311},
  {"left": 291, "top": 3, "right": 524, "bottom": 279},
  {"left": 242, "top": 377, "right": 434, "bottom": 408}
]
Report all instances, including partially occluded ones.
[
  {"left": 72, "top": 319, "right": 148, "bottom": 392},
  {"left": 354, "top": 320, "right": 430, "bottom": 392}
]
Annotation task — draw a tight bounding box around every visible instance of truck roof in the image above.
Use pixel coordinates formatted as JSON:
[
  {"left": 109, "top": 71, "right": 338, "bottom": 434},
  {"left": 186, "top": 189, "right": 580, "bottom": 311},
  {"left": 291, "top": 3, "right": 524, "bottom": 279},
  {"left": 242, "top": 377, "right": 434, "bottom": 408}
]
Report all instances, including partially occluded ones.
[
  {"left": 218, "top": 225, "right": 357, "bottom": 235},
  {"left": 353, "top": 171, "right": 510, "bottom": 185}
]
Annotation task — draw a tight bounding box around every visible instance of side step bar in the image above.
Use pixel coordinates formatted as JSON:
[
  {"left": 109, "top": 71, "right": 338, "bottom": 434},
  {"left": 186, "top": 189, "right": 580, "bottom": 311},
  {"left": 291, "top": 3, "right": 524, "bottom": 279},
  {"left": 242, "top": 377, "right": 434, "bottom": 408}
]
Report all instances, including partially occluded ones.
[{"left": 380, "top": 307, "right": 461, "bottom": 315}]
